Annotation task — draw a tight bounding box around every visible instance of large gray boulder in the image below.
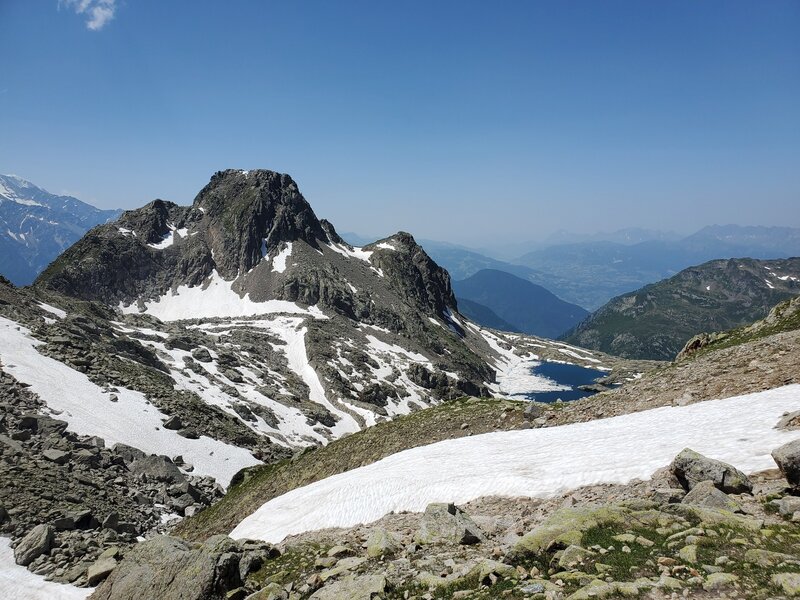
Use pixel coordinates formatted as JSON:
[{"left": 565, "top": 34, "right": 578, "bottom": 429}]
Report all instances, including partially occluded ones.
[
  {"left": 128, "top": 455, "right": 185, "bottom": 484},
  {"left": 670, "top": 448, "right": 752, "bottom": 494},
  {"left": 773, "top": 439, "right": 800, "bottom": 491},
  {"left": 14, "top": 523, "right": 55, "bottom": 566},
  {"left": 681, "top": 480, "right": 741, "bottom": 512},
  {"left": 308, "top": 574, "right": 386, "bottom": 600},
  {"left": 88, "top": 535, "right": 242, "bottom": 600},
  {"left": 414, "top": 503, "right": 486, "bottom": 545}
]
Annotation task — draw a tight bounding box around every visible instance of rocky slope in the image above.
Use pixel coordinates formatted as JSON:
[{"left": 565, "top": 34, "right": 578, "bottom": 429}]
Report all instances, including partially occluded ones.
[
  {"left": 0, "top": 174, "right": 121, "bottom": 285},
  {"left": 562, "top": 258, "right": 800, "bottom": 360}
]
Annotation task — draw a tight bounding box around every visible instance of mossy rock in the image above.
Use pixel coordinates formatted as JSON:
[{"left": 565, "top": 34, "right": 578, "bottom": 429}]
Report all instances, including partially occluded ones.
[{"left": 513, "top": 505, "right": 632, "bottom": 556}]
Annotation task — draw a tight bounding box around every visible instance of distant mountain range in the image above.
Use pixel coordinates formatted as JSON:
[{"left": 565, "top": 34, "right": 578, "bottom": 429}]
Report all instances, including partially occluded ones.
[
  {"left": 413, "top": 226, "right": 800, "bottom": 311},
  {"left": 562, "top": 257, "right": 800, "bottom": 360},
  {"left": 0, "top": 174, "right": 121, "bottom": 285},
  {"left": 453, "top": 269, "right": 589, "bottom": 339}
]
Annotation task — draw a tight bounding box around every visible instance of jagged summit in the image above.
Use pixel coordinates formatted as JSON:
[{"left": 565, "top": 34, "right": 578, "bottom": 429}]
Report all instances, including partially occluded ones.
[{"left": 35, "top": 169, "right": 458, "bottom": 327}]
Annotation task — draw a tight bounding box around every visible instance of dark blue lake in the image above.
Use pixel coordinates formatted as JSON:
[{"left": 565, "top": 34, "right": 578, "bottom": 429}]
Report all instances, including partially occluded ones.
[{"left": 522, "top": 362, "right": 608, "bottom": 403}]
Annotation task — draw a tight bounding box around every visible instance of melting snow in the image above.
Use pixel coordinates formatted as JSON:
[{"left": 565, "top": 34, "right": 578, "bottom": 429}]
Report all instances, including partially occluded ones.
[
  {"left": 232, "top": 385, "right": 800, "bottom": 543},
  {"left": 467, "top": 323, "right": 565, "bottom": 396},
  {"left": 119, "top": 270, "right": 327, "bottom": 322},
  {"left": 272, "top": 242, "right": 293, "bottom": 273},
  {"left": 117, "top": 227, "right": 136, "bottom": 237},
  {"left": 0, "top": 538, "right": 91, "bottom": 600},
  {"left": 37, "top": 302, "right": 66, "bottom": 319},
  {"left": 0, "top": 317, "right": 259, "bottom": 487},
  {"left": 148, "top": 225, "right": 189, "bottom": 250},
  {"left": 376, "top": 242, "right": 396, "bottom": 250},
  {"left": 326, "top": 242, "right": 373, "bottom": 262}
]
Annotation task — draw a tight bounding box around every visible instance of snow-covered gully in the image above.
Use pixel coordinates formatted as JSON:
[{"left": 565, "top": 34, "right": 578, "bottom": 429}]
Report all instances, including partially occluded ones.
[{"left": 232, "top": 384, "right": 800, "bottom": 543}]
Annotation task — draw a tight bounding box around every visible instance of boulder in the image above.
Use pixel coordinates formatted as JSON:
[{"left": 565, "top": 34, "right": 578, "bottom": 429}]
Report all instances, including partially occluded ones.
[
  {"left": 163, "top": 415, "right": 183, "bottom": 430},
  {"left": 414, "top": 503, "right": 486, "bottom": 545},
  {"left": 681, "top": 480, "right": 741, "bottom": 512},
  {"left": 14, "top": 524, "right": 55, "bottom": 566},
  {"left": 513, "top": 505, "right": 630, "bottom": 557},
  {"left": 89, "top": 535, "right": 242, "bottom": 600},
  {"left": 777, "top": 411, "right": 800, "bottom": 431},
  {"left": 87, "top": 556, "right": 118, "bottom": 585},
  {"left": 773, "top": 439, "right": 800, "bottom": 491},
  {"left": 42, "top": 448, "right": 71, "bottom": 465},
  {"left": 112, "top": 443, "right": 147, "bottom": 466},
  {"left": 772, "top": 573, "right": 800, "bottom": 597},
  {"left": 364, "top": 528, "right": 400, "bottom": 558},
  {"left": 19, "top": 414, "right": 68, "bottom": 434},
  {"left": 670, "top": 448, "right": 752, "bottom": 493},
  {"left": 308, "top": 574, "right": 386, "bottom": 600},
  {"left": 191, "top": 348, "right": 213, "bottom": 363},
  {"left": 128, "top": 455, "right": 185, "bottom": 484}
]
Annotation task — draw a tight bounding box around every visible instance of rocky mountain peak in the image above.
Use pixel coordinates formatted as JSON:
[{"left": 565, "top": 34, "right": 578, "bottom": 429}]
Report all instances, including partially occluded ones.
[
  {"left": 191, "top": 169, "right": 328, "bottom": 279},
  {"left": 367, "top": 232, "right": 458, "bottom": 317}
]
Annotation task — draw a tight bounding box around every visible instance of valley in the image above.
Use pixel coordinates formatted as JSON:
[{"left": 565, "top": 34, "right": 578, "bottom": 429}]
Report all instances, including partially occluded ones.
[{"left": 0, "top": 170, "right": 797, "bottom": 600}]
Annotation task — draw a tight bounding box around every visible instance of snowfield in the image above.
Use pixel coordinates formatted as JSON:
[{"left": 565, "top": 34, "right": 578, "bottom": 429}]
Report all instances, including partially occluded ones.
[
  {"left": 0, "top": 538, "right": 91, "bottom": 600},
  {"left": 0, "top": 317, "right": 260, "bottom": 487},
  {"left": 231, "top": 385, "right": 800, "bottom": 543},
  {"left": 118, "top": 270, "right": 327, "bottom": 322}
]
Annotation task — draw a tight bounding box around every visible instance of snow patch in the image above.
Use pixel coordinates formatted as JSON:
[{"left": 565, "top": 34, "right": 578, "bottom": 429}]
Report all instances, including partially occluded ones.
[
  {"left": 231, "top": 385, "right": 800, "bottom": 543},
  {"left": 376, "top": 242, "right": 396, "bottom": 250},
  {"left": 38, "top": 302, "right": 66, "bottom": 319},
  {"left": 326, "top": 242, "right": 373, "bottom": 262},
  {"left": 0, "top": 538, "right": 91, "bottom": 600},
  {"left": 117, "top": 227, "right": 136, "bottom": 237},
  {"left": 272, "top": 242, "right": 293, "bottom": 273},
  {"left": 0, "top": 317, "right": 260, "bottom": 487},
  {"left": 119, "top": 270, "right": 327, "bottom": 322}
]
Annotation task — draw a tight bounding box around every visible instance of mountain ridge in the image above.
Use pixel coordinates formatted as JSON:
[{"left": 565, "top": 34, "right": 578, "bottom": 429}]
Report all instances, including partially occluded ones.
[
  {"left": 562, "top": 257, "right": 800, "bottom": 360},
  {"left": 0, "top": 173, "right": 121, "bottom": 285}
]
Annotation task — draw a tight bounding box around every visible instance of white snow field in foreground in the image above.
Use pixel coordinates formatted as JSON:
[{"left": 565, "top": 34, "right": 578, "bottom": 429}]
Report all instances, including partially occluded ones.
[
  {"left": 0, "top": 317, "right": 259, "bottom": 487},
  {"left": 232, "top": 385, "right": 800, "bottom": 543},
  {"left": 0, "top": 538, "right": 91, "bottom": 600}
]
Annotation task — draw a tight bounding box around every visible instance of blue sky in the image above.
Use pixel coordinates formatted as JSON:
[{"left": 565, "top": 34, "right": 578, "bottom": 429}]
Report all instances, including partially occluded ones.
[{"left": 1, "top": 1, "right": 798, "bottom": 244}]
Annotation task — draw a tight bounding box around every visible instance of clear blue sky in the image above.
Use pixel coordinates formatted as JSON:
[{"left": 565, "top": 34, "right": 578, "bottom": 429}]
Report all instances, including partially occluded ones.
[{"left": 1, "top": 1, "right": 798, "bottom": 245}]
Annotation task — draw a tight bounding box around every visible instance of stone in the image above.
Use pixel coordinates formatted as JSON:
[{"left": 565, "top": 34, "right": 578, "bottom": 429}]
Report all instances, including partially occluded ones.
[
  {"left": 702, "top": 572, "right": 738, "bottom": 591},
  {"left": 681, "top": 480, "right": 741, "bottom": 512},
  {"left": 309, "top": 574, "right": 386, "bottom": 600},
  {"left": 558, "top": 545, "right": 596, "bottom": 569},
  {"left": 778, "top": 410, "right": 800, "bottom": 430},
  {"left": 191, "top": 347, "right": 213, "bottom": 363},
  {"left": 781, "top": 496, "right": 800, "bottom": 517},
  {"left": 162, "top": 415, "right": 183, "bottom": 430},
  {"left": 773, "top": 439, "right": 800, "bottom": 490},
  {"left": 112, "top": 443, "right": 147, "bottom": 465},
  {"left": 87, "top": 556, "right": 118, "bottom": 585},
  {"left": 14, "top": 524, "right": 55, "bottom": 566},
  {"left": 772, "top": 573, "right": 800, "bottom": 597},
  {"left": 670, "top": 448, "right": 752, "bottom": 493},
  {"left": 678, "top": 545, "right": 697, "bottom": 563},
  {"left": 513, "top": 505, "right": 630, "bottom": 556},
  {"left": 469, "top": 559, "right": 517, "bottom": 584},
  {"left": 414, "top": 503, "right": 486, "bottom": 545},
  {"left": 128, "top": 454, "right": 185, "bottom": 484},
  {"left": 89, "top": 535, "right": 242, "bottom": 600},
  {"left": 245, "top": 583, "right": 288, "bottom": 600},
  {"left": 744, "top": 548, "right": 800, "bottom": 567},
  {"left": 364, "top": 528, "right": 400, "bottom": 558},
  {"left": 42, "top": 448, "right": 70, "bottom": 465}
]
